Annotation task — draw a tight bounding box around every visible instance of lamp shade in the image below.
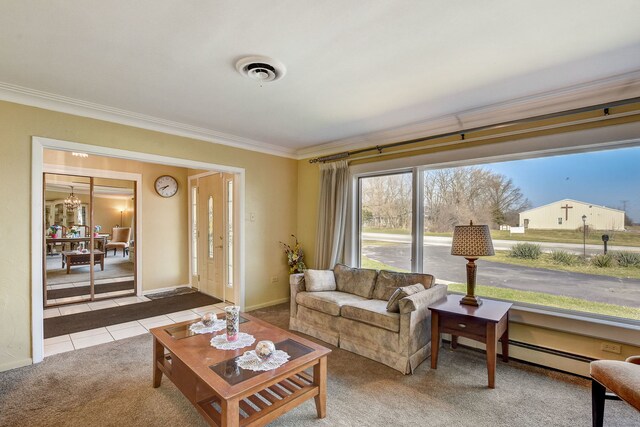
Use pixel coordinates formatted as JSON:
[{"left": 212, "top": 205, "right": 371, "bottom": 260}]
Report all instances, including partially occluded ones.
[{"left": 451, "top": 222, "right": 495, "bottom": 257}]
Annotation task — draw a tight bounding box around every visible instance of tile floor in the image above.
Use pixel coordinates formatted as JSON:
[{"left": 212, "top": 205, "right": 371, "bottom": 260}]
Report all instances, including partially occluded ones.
[{"left": 44, "top": 300, "right": 230, "bottom": 357}]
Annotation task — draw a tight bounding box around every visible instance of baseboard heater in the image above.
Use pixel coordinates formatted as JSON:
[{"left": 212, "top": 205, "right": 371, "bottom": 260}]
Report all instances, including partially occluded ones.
[
  {"left": 443, "top": 337, "right": 594, "bottom": 363},
  {"left": 508, "top": 339, "right": 595, "bottom": 363}
]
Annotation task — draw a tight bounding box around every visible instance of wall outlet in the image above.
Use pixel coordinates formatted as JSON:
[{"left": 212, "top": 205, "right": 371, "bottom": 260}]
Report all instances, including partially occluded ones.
[
  {"left": 270, "top": 276, "right": 279, "bottom": 284},
  {"left": 601, "top": 342, "right": 621, "bottom": 354}
]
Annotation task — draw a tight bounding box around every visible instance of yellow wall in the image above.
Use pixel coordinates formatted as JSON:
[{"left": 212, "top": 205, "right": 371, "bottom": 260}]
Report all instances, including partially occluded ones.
[
  {"left": 44, "top": 150, "right": 190, "bottom": 291},
  {"left": 0, "top": 100, "right": 297, "bottom": 372}
]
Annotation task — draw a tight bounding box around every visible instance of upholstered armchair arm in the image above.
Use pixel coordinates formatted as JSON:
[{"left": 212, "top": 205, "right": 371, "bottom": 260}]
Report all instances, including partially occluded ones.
[
  {"left": 289, "top": 274, "right": 305, "bottom": 317},
  {"left": 399, "top": 284, "right": 448, "bottom": 315},
  {"left": 626, "top": 355, "right": 640, "bottom": 365}
]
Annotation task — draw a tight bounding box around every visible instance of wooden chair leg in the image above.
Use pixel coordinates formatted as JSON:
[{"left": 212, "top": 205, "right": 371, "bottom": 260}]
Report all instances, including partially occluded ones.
[{"left": 592, "top": 379, "right": 606, "bottom": 427}]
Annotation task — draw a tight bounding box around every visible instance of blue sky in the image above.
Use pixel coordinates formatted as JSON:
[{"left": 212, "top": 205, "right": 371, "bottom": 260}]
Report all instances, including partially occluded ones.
[{"left": 483, "top": 146, "right": 640, "bottom": 222}]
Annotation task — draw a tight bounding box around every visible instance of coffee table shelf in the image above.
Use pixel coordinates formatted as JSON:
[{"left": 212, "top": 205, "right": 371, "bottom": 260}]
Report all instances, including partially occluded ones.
[{"left": 196, "top": 370, "right": 316, "bottom": 427}]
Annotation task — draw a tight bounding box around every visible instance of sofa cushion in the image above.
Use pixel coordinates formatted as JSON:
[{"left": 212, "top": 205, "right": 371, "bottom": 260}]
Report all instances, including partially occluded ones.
[
  {"left": 386, "top": 284, "right": 425, "bottom": 313},
  {"left": 304, "top": 269, "right": 336, "bottom": 292},
  {"left": 296, "top": 291, "right": 369, "bottom": 316},
  {"left": 372, "top": 270, "right": 435, "bottom": 301},
  {"left": 341, "top": 299, "right": 400, "bottom": 332},
  {"left": 333, "top": 264, "right": 378, "bottom": 298}
]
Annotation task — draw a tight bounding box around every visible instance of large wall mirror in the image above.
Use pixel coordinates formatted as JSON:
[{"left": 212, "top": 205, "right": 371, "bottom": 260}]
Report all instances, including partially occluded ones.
[{"left": 43, "top": 173, "right": 136, "bottom": 307}]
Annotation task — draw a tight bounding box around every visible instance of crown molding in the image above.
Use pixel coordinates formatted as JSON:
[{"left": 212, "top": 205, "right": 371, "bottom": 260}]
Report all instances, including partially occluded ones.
[
  {"left": 296, "top": 70, "right": 640, "bottom": 160},
  {"left": 0, "top": 81, "right": 297, "bottom": 159}
]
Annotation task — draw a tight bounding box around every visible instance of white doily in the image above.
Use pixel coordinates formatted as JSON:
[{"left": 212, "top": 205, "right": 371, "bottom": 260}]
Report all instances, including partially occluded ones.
[
  {"left": 210, "top": 332, "right": 255, "bottom": 350},
  {"left": 236, "top": 350, "right": 291, "bottom": 371},
  {"left": 189, "top": 319, "right": 226, "bottom": 334}
]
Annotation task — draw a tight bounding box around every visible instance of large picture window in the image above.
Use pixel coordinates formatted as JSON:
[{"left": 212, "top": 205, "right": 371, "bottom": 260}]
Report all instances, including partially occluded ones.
[
  {"left": 358, "top": 145, "right": 640, "bottom": 321},
  {"left": 359, "top": 172, "right": 412, "bottom": 271}
]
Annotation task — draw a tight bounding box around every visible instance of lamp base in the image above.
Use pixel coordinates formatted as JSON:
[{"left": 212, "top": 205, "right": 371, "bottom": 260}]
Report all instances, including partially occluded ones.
[
  {"left": 460, "top": 295, "right": 482, "bottom": 306},
  {"left": 460, "top": 257, "right": 482, "bottom": 307}
]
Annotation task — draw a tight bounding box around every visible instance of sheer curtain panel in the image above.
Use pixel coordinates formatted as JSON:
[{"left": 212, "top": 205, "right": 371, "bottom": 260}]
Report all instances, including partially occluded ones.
[{"left": 314, "top": 160, "right": 349, "bottom": 269}]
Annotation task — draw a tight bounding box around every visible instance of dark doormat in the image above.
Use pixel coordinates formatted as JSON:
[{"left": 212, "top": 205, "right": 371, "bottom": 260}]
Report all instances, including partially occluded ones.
[
  {"left": 145, "top": 286, "right": 197, "bottom": 300},
  {"left": 47, "top": 280, "right": 135, "bottom": 300},
  {"left": 44, "top": 292, "right": 222, "bottom": 338}
]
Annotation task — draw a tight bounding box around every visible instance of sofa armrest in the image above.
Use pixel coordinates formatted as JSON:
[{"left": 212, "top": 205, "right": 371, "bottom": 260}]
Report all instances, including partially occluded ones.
[
  {"left": 289, "top": 274, "right": 305, "bottom": 317},
  {"left": 398, "top": 284, "right": 448, "bottom": 366},
  {"left": 399, "top": 284, "right": 448, "bottom": 314}
]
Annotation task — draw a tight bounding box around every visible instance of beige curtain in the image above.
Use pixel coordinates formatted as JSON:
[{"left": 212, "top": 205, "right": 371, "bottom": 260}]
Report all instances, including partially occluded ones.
[{"left": 314, "top": 160, "right": 349, "bottom": 269}]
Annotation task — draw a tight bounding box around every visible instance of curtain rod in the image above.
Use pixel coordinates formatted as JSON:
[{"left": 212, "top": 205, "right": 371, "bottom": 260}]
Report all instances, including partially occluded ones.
[{"left": 308, "top": 96, "right": 640, "bottom": 164}]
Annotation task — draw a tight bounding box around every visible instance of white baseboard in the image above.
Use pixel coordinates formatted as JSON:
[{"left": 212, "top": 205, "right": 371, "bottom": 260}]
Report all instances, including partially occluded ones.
[
  {"left": 0, "top": 358, "right": 33, "bottom": 373},
  {"left": 142, "top": 284, "right": 191, "bottom": 296},
  {"left": 245, "top": 297, "right": 290, "bottom": 312}
]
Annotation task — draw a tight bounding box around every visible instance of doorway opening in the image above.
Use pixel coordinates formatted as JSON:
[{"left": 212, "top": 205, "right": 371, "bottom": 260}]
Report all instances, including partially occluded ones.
[{"left": 32, "top": 137, "right": 245, "bottom": 363}]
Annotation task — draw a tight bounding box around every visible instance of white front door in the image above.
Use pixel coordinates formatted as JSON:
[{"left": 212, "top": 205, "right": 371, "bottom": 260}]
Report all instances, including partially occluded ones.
[{"left": 196, "top": 173, "right": 224, "bottom": 300}]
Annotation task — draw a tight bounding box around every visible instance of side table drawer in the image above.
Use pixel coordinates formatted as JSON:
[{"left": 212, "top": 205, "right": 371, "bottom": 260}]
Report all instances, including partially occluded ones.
[{"left": 439, "top": 313, "right": 486, "bottom": 341}]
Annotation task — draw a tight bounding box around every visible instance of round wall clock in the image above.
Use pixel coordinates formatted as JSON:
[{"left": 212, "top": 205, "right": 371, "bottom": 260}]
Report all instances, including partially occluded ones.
[{"left": 154, "top": 175, "right": 178, "bottom": 198}]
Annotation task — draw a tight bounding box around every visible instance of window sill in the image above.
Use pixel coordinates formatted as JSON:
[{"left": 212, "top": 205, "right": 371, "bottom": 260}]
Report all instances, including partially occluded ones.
[
  {"left": 509, "top": 303, "right": 640, "bottom": 346},
  {"left": 447, "top": 290, "right": 640, "bottom": 346}
]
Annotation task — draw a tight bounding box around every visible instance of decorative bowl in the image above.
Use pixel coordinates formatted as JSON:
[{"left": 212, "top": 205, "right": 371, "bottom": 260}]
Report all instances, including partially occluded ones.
[
  {"left": 201, "top": 312, "right": 217, "bottom": 327},
  {"left": 255, "top": 340, "right": 276, "bottom": 361}
]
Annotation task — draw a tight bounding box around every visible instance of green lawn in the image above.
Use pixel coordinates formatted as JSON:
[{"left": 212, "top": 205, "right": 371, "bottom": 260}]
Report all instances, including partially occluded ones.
[
  {"left": 447, "top": 283, "right": 640, "bottom": 320},
  {"left": 361, "top": 256, "right": 640, "bottom": 319},
  {"left": 362, "top": 227, "right": 410, "bottom": 235},
  {"left": 360, "top": 256, "right": 409, "bottom": 272},
  {"left": 363, "top": 227, "right": 640, "bottom": 247},
  {"left": 485, "top": 250, "right": 640, "bottom": 280}
]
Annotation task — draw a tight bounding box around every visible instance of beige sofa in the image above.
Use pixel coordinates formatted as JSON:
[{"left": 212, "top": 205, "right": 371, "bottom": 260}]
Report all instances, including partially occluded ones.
[{"left": 289, "top": 264, "right": 447, "bottom": 374}]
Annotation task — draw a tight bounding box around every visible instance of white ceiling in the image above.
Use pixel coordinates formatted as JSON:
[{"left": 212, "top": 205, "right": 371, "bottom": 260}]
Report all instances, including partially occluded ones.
[{"left": 1, "top": 1, "right": 640, "bottom": 157}]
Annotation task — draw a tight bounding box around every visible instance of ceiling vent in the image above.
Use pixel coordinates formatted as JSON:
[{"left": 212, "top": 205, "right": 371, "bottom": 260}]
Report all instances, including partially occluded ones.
[{"left": 235, "top": 56, "right": 286, "bottom": 83}]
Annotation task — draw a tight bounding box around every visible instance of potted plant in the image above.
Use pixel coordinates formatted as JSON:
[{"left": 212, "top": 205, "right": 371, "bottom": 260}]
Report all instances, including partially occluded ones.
[
  {"left": 279, "top": 235, "right": 306, "bottom": 274},
  {"left": 48, "top": 225, "right": 61, "bottom": 239},
  {"left": 67, "top": 226, "right": 80, "bottom": 238},
  {"left": 94, "top": 225, "right": 102, "bottom": 237}
]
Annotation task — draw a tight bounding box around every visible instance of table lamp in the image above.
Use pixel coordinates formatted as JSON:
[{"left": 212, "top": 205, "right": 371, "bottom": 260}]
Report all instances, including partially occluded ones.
[{"left": 451, "top": 220, "right": 495, "bottom": 306}]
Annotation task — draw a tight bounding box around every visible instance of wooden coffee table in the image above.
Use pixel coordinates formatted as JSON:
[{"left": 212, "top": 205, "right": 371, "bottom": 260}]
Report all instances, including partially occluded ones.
[
  {"left": 429, "top": 294, "right": 512, "bottom": 388},
  {"left": 150, "top": 312, "right": 331, "bottom": 427},
  {"left": 61, "top": 250, "right": 105, "bottom": 274}
]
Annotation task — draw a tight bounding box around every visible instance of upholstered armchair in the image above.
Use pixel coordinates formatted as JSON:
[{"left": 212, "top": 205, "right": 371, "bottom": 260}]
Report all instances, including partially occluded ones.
[
  {"left": 105, "top": 227, "right": 131, "bottom": 257},
  {"left": 590, "top": 355, "right": 640, "bottom": 426}
]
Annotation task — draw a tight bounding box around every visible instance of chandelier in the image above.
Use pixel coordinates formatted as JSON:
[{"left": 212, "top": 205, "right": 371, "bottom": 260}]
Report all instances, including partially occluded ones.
[{"left": 64, "top": 186, "right": 82, "bottom": 211}]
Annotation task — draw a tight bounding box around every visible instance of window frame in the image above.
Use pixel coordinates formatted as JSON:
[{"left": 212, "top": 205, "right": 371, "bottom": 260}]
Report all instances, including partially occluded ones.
[{"left": 347, "top": 132, "right": 640, "bottom": 337}]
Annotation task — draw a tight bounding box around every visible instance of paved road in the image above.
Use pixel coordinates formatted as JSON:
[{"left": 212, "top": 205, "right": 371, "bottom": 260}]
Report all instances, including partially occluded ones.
[
  {"left": 363, "top": 243, "right": 640, "bottom": 308},
  {"left": 362, "top": 232, "right": 640, "bottom": 256}
]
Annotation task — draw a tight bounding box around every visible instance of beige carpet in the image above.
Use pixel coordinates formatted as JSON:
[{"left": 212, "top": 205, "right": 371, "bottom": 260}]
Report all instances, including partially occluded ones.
[{"left": 0, "top": 304, "right": 636, "bottom": 427}]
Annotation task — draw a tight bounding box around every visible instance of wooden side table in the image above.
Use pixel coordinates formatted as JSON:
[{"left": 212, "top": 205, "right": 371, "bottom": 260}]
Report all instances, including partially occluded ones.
[{"left": 429, "top": 294, "right": 512, "bottom": 388}]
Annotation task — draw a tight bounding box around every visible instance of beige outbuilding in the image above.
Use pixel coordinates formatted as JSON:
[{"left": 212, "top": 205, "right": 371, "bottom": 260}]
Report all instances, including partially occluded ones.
[{"left": 519, "top": 199, "right": 625, "bottom": 231}]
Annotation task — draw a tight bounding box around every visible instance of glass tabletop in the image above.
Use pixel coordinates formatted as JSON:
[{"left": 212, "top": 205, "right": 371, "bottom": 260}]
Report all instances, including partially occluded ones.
[
  {"left": 164, "top": 315, "right": 249, "bottom": 340},
  {"left": 209, "top": 338, "right": 314, "bottom": 385}
]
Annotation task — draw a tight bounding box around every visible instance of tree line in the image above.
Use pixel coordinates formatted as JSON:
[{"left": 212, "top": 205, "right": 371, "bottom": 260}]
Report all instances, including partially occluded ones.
[{"left": 362, "top": 167, "right": 530, "bottom": 232}]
